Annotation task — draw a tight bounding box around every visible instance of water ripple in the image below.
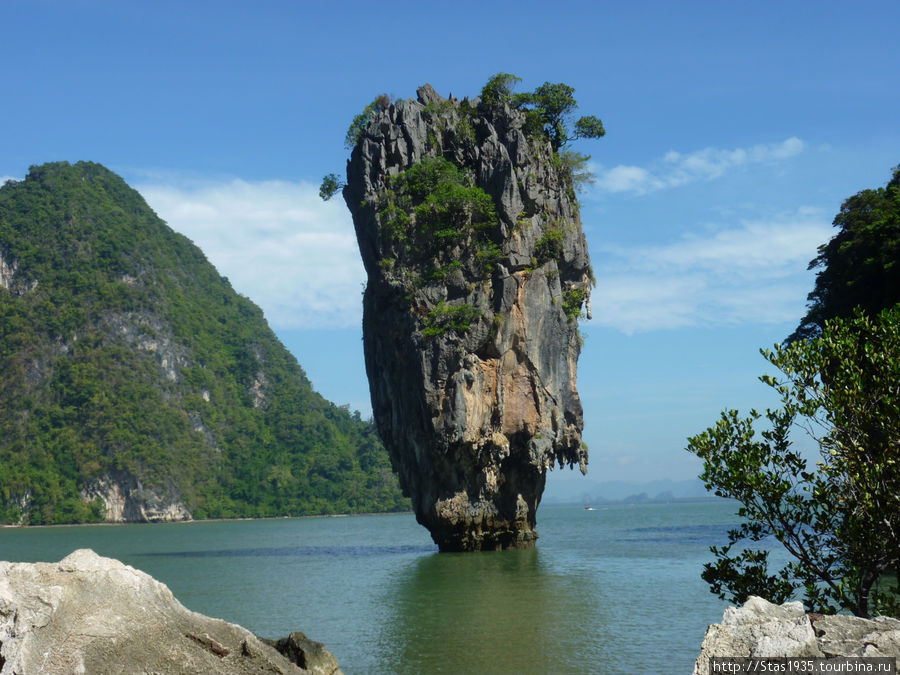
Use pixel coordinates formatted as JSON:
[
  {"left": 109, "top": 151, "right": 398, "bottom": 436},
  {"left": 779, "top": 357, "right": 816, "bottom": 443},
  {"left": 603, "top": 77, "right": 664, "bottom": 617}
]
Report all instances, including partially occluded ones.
[
  {"left": 142, "top": 544, "right": 436, "bottom": 558},
  {"left": 623, "top": 523, "right": 734, "bottom": 544}
]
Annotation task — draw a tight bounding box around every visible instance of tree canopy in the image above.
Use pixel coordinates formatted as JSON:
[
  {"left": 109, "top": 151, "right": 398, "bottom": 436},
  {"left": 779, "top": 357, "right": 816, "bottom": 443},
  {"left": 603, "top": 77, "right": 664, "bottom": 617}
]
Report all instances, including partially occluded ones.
[
  {"left": 479, "top": 72, "right": 522, "bottom": 109},
  {"left": 480, "top": 73, "right": 606, "bottom": 152},
  {"left": 322, "top": 75, "right": 606, "bottom": 202},
  {"left": 790, "top": 165, "right": 900, "bottom": 342},
  {"left": 687, "top": 306, "right": 900, "bottom": 617}
]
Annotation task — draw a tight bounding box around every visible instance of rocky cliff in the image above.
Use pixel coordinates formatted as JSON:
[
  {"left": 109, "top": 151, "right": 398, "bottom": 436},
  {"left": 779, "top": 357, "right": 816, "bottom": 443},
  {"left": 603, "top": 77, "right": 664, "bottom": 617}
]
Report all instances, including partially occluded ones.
[
  {"left": 80, "top": 470, "right": 192, "bottom": 523},
  {"left": 0, "top": 549, "right": 341, "bottom": 674},
  {"left": 344, "top": 84, "right": 592, "bottom": 551}
]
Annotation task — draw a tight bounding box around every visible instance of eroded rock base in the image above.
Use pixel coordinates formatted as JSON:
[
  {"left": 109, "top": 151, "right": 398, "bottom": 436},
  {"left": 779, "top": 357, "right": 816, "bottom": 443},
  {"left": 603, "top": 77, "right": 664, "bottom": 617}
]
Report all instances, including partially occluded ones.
[{"left": 430, "top": 521, "right": 538, "bottom": 553}]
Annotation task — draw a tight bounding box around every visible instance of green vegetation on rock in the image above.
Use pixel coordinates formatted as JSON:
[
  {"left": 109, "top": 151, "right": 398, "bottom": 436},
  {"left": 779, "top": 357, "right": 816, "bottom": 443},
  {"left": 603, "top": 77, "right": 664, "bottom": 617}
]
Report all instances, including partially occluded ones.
[
  {"left": 534, "top": 227, "right": 565, "bottom": 266},
  {"left": 344, "top": 94, "right": 392, "bottom": 150},
  {"left": 383, "top": 156, "right": 496, "bottom": 242},
  {"left": 562, "top": 287, "right": 586, "bottom": 321},
  {"left": 366, "top": 157, "right": 499, "bottom": 340},
  {"left": 480, "top": 73, "right": 606, "bottom": 151},
  {"left": 0, "top": 161, "right": 408, "bottom": 524},
  {"left": 318, "top": 172, "right": 344, "bottom": 201},
  {"left": 421, "top": 302, "right": 482, "bottom": 339}
]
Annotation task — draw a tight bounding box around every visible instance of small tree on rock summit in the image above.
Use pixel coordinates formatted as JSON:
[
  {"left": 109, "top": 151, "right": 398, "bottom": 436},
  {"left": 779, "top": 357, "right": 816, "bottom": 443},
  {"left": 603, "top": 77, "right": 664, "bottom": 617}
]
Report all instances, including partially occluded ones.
[{"left": 480, "top": 73, "right": 606, "bottom": 152}]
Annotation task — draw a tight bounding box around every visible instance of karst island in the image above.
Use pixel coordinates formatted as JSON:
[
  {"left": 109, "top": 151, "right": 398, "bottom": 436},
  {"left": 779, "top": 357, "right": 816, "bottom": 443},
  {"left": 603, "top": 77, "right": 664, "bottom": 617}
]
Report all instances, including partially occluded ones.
[{"left": 323, "top": 75, "right": 604, "bottom": 551}]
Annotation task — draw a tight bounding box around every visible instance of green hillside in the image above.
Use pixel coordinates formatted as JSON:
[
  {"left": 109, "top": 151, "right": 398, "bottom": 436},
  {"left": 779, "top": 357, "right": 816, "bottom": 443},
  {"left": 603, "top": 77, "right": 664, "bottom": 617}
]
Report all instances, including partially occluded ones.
[{"left": 0, "top": 161, "right": 408, "bottom": 524}]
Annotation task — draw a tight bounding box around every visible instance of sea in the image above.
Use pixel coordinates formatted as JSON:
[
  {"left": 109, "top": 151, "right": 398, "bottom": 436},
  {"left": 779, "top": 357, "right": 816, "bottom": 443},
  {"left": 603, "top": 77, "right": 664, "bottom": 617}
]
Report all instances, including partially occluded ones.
[{"left": 0, "top": 500, "right": 741, "bottom": 674}]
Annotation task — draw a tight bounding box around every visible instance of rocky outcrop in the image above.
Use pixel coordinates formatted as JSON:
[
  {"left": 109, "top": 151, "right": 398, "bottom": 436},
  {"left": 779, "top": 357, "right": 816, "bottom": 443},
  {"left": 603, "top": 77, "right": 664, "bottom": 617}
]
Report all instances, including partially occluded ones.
[
  {"left": 694, "top": 596, "right": 900, "bottom": 674},
  {"left": 0, "top": 549, "right": 341, "bottom": 674},
  {"left": 80, "top": 470, "right": 192, "bottom": 522},
  {"left": 100, "top": 311, "right": 191, "bottom": 384},
  {"left": 264, "top": 633, "right": 342, "bottom": 675},
  {"left": 0, "top": 253, "right": 15, "bottom": 291},
  {"left": 0, "top": 252, "right": 36, "bottom": 296},
  {"left": 344, "top": 84, "right": 592, "bottom": 551}
]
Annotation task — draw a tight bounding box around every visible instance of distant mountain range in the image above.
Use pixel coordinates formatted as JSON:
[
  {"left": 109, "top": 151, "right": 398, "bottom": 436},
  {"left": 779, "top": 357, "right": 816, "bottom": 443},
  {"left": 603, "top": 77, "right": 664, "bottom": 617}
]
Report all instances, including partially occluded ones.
[{"left": 542, "top": 476, "right": 718, "bottom": 504}]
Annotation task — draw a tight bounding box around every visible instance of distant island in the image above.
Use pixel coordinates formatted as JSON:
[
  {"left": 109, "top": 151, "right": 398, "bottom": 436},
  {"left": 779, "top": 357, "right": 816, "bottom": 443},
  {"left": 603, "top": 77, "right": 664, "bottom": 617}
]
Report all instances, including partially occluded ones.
[
  {"left": 0, "top": 161, "right": 409, "bottom": 525},
  {"left": 542, "top": 477, "right": 722, "bottom": 505}
]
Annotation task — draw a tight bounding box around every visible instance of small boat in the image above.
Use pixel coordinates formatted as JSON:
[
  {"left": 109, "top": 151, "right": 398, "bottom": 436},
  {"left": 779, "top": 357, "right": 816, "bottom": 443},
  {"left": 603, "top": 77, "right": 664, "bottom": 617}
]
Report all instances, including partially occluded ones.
[{"left": 584, "top": 506, "right": 594, "bottom": 511}]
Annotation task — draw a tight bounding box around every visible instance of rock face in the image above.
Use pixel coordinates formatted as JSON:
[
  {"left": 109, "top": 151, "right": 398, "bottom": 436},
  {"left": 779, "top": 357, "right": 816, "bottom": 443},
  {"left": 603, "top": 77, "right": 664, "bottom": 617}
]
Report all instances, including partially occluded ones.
[
  {"left": 266, "top": 633, "right": 342, "bottom": 675},
  {"left": 80, "top": 470, "right": 192, "bottom": 523},
  {"left": 0, "top": 549, "right": 341, "bottom": 674},
  {"left": 344, "top": 84, "right": 592, "bottom": 551},
  {"left": 694, "top": 596, "right": 900, "bottom": 674}
]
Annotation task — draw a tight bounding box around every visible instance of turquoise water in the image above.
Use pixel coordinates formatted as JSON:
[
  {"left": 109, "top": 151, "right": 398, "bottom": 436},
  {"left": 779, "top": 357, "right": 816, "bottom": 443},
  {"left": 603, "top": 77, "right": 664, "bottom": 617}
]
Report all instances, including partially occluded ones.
[{"left": 0, "top": 501, "right": 738, "bottom": 673}]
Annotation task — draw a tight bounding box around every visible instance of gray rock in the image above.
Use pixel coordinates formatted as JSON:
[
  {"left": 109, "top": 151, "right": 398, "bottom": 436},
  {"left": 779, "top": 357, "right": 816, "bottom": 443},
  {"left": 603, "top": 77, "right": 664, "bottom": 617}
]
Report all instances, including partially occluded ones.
[
  {"left": 416, "top": 83, "right": 442, "bottom": 106},
  {"left": 0, "top": 549, "right": 337, "bottom": 674},
  {"left": 343, "top": 85, "right": 592, "bottom": 551},
  {"left": 694, "top": 596, "right": 900, "bottom": 674},
  {"left": 814, "top": 613, "right": 900, "bottom": 657},
  {"left": 271, "top": 632, "right": 341, "bottom": 675},
  {"left": 80, "top": 469, "right": 191, "bottom": 523}
]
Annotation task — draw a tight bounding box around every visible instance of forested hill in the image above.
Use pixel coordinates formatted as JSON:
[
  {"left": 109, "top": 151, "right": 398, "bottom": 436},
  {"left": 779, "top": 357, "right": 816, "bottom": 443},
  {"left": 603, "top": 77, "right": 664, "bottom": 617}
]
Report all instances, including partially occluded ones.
[{"left": 0, "top": 161, "right": 408, "bottom": 525}]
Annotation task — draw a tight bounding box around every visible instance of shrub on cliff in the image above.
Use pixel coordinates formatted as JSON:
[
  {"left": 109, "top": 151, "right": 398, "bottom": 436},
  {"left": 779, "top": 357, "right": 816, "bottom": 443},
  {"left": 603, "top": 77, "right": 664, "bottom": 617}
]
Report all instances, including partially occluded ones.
[
  {"left": 344, "top": 93, "right": 392, "bottom": 149},
  {"left": 479, "top": 74, "right": 605, "bottom": 152},
  {"left": 318, "top": 172, "right": 344, "bottom": 201},
  {"left": 321, "top": 75, "right": 606, "bottom": 203}
]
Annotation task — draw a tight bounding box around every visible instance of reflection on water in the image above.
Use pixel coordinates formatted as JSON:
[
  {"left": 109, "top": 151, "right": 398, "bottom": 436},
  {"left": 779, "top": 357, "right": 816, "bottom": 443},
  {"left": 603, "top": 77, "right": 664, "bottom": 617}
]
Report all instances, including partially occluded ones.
[{"left": 376, "top": 548, "right": 607, "bottom": 674}]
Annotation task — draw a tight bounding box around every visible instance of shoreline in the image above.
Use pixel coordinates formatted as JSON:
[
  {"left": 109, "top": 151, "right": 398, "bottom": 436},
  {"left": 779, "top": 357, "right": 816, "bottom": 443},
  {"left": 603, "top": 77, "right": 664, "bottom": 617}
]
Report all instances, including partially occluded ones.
[
  {"left": 0, "top": 498, "right": 729, "bottom": 530},
  {"left": 0, "top": 508, "right": 415, "bottom": 530}
]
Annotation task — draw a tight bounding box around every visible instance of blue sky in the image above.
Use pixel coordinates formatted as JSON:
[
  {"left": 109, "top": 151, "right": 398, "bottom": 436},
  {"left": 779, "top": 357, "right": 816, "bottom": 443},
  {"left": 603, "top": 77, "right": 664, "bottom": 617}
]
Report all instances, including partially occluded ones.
[{"left": 3, "top": 1, "right": 898, "bottom": 497}]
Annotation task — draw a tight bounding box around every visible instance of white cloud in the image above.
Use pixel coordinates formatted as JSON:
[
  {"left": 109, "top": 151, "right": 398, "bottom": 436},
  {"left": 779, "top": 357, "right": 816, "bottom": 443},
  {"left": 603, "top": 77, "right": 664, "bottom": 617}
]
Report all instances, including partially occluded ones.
[
  {"left": 593, "top": 137, "right": 804, "bottom": 195},
  {"left": 589, "top": 212, "right": 832, "bottom": 333},
  {"left": 132, "top": 167, "right": 828, "bottom": 337},
  {"left": 640, "top": 219, "right": 827, "bottom": 277},
  {"left": 137, "top": 178, "right": 364, "bottom": 330},
  {"left": 593, "top": 165, "right": 664, "bottom": 194}
]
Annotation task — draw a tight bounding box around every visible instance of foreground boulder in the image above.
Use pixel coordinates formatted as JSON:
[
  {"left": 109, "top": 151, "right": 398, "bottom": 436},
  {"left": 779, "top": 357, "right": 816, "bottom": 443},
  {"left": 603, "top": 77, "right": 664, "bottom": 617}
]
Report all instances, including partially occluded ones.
[
  {"left": 694, "top": 596, "right": 900, "bottom": 674},
  {"left": 264, "top": 633, "right": 341, "bottom": 675},
  {"left": 0, "top": 549, "right": 340, "bottom": 674},
  {"left": 344, "top": 84, "right": 592, "bottom": 551}
]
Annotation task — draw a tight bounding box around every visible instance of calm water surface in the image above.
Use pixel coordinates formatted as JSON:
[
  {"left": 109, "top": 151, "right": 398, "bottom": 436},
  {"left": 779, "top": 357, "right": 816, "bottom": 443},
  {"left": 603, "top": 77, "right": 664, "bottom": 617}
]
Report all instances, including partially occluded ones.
[{"left": 0, "top": 501, "right": 738, "bottom": 674}]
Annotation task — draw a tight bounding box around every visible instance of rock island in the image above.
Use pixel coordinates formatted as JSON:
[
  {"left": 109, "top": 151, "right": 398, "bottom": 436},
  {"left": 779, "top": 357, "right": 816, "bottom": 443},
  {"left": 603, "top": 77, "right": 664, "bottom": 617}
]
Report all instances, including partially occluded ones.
[{"left": 342, "top": 81, "right": 598, "bottom": 551}]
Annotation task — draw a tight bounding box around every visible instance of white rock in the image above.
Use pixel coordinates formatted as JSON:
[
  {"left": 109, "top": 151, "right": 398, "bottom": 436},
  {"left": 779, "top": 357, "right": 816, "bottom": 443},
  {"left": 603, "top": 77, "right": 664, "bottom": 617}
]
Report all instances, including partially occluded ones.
[
  {"left": 0, "top": 549, "right": 326, "bottom": 674},
  {"left": 694, "top": 596, "right": 900, "bottom": 675}
]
